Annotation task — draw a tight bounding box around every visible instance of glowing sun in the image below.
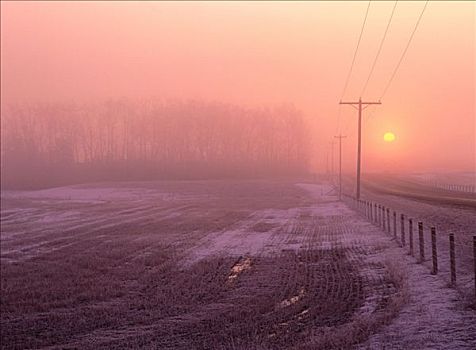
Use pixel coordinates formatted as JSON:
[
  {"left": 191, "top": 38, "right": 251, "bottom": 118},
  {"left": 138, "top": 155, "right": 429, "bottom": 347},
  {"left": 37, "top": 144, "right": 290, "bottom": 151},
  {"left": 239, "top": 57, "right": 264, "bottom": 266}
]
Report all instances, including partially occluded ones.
[{"left": 383, "top": 132, "right": 396, "bottom": 142}]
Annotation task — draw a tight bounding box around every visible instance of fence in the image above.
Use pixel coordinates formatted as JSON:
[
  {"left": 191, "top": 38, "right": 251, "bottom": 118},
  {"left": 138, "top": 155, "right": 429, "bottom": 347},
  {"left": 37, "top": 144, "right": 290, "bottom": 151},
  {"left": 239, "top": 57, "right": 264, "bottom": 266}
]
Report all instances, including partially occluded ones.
[
  {"left": 426, "top": 181, "right": 476, "bottom": 194},
  {"left": 343, "top": 194, "right": 476, "bottom": 300}
]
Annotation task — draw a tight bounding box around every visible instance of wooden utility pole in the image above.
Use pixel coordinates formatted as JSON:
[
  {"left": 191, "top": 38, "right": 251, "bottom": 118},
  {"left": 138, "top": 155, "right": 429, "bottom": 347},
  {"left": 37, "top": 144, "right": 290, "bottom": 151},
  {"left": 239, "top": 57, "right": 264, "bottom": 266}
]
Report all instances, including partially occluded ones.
[
  {"left": 339, "top": 98, "right": 381, "bottom": 199},
  {"left": 326, "top": 152, "right": 329, "bottom": 176},
  {"left": 334, "top": 134, "right": 346, "bottom": 200},
  {"left": 329, "top": 141, "right": 336, "bottom": 182}
]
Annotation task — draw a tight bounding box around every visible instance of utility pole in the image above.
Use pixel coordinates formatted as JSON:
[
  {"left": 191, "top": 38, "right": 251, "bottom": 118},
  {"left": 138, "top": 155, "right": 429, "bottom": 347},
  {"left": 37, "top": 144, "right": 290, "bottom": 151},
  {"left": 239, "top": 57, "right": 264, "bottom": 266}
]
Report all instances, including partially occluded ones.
[
  {"left": 326, "top": 151, "right": 329, "bottom": 176},
  {"left": 334, "top": 134, "right": 346, "bottom": 200},
  {"left": 330, "top": 140, "right": 336, "bottom": 183},
  {"left": 339, "top": 98, "right": 381, "bottom": 199}
]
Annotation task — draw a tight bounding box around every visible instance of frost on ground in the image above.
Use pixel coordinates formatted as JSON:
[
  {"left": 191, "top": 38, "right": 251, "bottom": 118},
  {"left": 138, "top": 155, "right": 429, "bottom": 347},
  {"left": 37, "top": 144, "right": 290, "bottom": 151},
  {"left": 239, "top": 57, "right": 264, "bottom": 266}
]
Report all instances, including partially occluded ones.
[
  {"left": 357, "top": 177, "right": 476, "bottom": 301},
  {"left": 1, "top": 180, "right": 475, "bottom": 349}
]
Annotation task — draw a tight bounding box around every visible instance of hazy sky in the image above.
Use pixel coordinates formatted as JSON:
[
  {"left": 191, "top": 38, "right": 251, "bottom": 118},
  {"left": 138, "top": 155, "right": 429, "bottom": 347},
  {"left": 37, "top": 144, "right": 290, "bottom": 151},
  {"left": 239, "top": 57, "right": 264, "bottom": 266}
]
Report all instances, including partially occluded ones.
[{"left": 1, "top": 1, "right": 474, "bottom": 173}]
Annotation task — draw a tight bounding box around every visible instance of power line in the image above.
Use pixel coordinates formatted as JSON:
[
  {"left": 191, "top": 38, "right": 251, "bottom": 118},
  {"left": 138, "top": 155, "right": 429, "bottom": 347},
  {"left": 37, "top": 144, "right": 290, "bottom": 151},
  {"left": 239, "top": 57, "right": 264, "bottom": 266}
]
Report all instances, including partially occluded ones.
[
  {"left": 340, "top": 0, "right": 372, "bottom": 100},
  {"left": 361, "top": 0, "right": 399, "bottom": 98},
  {"left": 336, "top": 0, "right": 372, "bottom": 136},
  {"left": 379, "top": 0, "right": 429, "bottom": 100}
]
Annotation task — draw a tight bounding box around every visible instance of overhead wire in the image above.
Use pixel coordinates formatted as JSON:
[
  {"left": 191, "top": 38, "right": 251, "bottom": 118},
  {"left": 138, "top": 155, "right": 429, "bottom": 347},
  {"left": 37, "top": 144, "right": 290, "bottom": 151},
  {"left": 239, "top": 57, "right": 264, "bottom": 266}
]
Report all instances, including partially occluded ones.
[
  {"left": 340, "top": 0, "right": 372, "bottom": 101},
  {"left": 364, "top": 1, "right": 428, "bottom": 129},
  {"left": 379, "top": 0, "right": 429, "bottom": 100},
  {"left": 360, "top": 0, "right": 399, "bottom": 98},
  {"left": 336, "top": 0, "right": 372, "bottom": 136},
  {"left": 334, "top": 0, "right": 429, "bottom": 171}
]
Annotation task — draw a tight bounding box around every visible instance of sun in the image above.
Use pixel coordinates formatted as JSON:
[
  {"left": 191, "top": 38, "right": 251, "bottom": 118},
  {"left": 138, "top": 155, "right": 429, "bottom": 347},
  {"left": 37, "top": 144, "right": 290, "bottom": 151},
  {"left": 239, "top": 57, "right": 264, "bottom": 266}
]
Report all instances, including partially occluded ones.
[{"left": 383, "top": 132, "right": 395, "bottom": 142}]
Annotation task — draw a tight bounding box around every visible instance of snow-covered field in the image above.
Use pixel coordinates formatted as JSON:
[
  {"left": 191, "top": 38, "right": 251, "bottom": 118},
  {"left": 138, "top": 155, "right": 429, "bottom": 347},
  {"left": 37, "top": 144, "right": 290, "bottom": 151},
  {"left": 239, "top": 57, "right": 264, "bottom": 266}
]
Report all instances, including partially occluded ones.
[{"left": 1, "top": 180, "right": 475, "bottom": 349}]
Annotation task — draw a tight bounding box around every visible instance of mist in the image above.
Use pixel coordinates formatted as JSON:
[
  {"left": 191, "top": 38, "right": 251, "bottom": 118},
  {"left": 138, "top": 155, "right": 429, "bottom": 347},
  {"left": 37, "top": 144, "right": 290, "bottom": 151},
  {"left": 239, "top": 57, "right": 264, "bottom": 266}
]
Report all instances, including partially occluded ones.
[
  {"left": 2, "top": 2, "right": 476, "bottom": 349},
  {"left": 1, "top": 100, "right": 310, "bottom": 188},
  {"left": 1, "top": 1, "right": 474, "bottom": 185}
]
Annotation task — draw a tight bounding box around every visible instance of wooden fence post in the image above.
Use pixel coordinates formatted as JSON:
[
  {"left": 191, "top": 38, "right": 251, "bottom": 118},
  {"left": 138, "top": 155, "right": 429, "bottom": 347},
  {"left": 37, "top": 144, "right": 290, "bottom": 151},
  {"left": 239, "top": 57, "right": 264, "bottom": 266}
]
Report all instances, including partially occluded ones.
[
  {"left": 418, "top": 222, "right": 424, "bottom": 262},
  {"left": 387, "top": 208, "right": 390, "bottom": 233},
  {"left": 375, "top": 203, "right": 378, "bottom": 224},
  {"left": 449, "top": 233, "right": 456, "bottom": 285},
  {"left": 401, "top": 214, "right": 405, "bottom": 246},
  {"left": 393, "top": 211, "right": 397, "bottom": 238},
  {"left": 431, "top": 227, "right": 437, "bottom": 275},
  {"left": 473, "top": 236, "right": 476, "bottom": 298},
  {"left": 409, "top": 219, "right": 413, "bottom": 256}
]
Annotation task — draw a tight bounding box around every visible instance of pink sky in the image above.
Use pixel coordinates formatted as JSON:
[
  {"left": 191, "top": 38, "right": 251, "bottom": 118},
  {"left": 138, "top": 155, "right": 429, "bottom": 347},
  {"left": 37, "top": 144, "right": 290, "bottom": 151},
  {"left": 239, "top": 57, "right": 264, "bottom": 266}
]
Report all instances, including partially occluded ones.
[{"left": 1, "top": 1, "right": 474, "bottom": 173}]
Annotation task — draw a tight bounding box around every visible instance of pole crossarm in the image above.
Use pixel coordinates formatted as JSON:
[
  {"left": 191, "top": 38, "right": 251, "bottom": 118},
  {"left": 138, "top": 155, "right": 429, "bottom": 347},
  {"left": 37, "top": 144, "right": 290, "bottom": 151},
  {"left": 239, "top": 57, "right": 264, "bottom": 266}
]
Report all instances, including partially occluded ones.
[{"left": 339, "top": 101, "right": 381, "bottom": 105}]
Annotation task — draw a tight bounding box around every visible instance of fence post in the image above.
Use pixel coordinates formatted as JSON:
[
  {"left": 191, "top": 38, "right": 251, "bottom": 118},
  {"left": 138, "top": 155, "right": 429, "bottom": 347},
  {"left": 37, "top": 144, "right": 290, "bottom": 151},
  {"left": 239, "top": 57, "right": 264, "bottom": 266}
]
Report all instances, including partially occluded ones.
[
  {"left": 386, "top": 208, "right": 390, "bottom": 233},
  {"left": 409, "top": 219, "right": 413, "bottom": 256},
  {"left": 374, "top": 203, "right": 377, "bottom": 224},
  {"left": 449, "top": 233, "right": 456, "bottom": 285},
  {"left": 379, "top": 205, "right": 382, "bottom": 226},
  {"left": 401, "top": 214, "right": 405, "bottom": 246},
  {"left": 473, "top": 236, "right": 476, "bottom": 298},
  {"left": 393, "top": 211, "right": 397, "bottom": 239},
  {"left": 431, "top": 227, "right": 437, "bottom": 275},
  {"left": 418, "top": 222, "right": 424, "bottom": 262},
  {"left": 381, "top": 206, "right": 384, "bottom": 228},
  {"left": 378, "top": 204, "right": 381, "bottom": 225}
]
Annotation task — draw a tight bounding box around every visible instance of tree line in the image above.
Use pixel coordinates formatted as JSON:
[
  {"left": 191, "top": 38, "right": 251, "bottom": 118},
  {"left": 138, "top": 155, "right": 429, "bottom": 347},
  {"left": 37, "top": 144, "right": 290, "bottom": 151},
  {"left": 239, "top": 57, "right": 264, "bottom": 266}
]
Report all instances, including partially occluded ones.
[{"left": 1, "top": 100, "right": 311, "bottom": 188}]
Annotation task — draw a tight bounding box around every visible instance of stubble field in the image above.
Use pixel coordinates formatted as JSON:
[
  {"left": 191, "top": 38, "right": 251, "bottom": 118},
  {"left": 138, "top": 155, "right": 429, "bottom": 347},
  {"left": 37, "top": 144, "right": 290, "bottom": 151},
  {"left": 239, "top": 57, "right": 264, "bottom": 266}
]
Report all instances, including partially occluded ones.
[{"left": 1, "top": 180, "right": 475, "bottom": 349}]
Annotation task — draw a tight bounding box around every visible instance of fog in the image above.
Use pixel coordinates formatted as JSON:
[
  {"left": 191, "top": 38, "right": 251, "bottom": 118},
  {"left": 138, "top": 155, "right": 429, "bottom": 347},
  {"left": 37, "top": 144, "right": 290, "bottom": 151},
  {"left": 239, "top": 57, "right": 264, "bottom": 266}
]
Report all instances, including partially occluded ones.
[
  {"left": 1, "top": 101, "right": 309, "bottom": 188},
  {"left": 1, "top": 1, "right": 474, "bottom": 188}
]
